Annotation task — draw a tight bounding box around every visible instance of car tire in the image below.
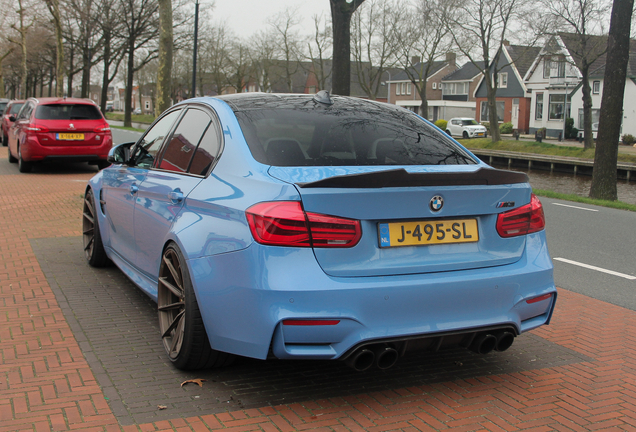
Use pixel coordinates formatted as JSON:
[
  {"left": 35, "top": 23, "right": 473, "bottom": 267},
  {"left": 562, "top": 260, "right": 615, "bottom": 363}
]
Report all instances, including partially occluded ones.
[
  {"left": 445, "top": 130, "right": 452, "bottom": 136},
  {"left": 96, "top": 160, "right": 110, "bottom": 170},
  {"left": 82, "top": 189, "right": 111, "bottom": 267},
  {"left": 463, "top": 131, "right": 469, "bottom": 139},
  {"left": 8, "top": 145, "right": 17, "bottom": 163},
  {"left": 158, "top": 243, "right": 235, "bottom": 370},
  {"left": 17, "top": 145, "right": 32, "bottom": 173}
]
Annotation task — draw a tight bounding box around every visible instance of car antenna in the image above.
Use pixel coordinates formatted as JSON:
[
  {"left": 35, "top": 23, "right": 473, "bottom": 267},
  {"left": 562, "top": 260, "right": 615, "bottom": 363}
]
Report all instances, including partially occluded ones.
[{"left": 313, "top": 90, "right": 333, "bottom": 106}]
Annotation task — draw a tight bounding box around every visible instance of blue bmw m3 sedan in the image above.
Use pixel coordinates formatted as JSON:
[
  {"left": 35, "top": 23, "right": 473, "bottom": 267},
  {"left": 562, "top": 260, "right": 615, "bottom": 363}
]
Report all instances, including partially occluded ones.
[{"left": 82, "top": 92, "right": 556, "bottom": 371}]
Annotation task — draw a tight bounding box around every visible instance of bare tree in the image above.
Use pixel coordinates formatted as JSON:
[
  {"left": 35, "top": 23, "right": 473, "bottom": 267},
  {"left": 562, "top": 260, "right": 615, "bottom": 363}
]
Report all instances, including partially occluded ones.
[
  {"left": 542, "top": 0, "right": 611, "bottom": 149},
  {"left": 199, "top": 23, "right": 232, "bottom": 95},
  {"left": 226, "top": 41, "right": 252, "bottom": 93},
  {"left": 270, "top": 8, "right": 305, "bottom": 92},
  {"left": 250, "top": 28, "right": 278, "bottom": 92},
  {"left": 447, "top": 0, "right": 526, "bottom": 142},
  {"left": 96, "top": 0, "right": 126, "bottom": 111},
  {"left": 10, "top": 0, "right": 37, "bottom": 98},
  {"left": 306, "top": 14, "right": 332, "bottom": 92},
  {"left": 589, "top": 0, "right": 634, "bottom": 200},
  {"left": 330, "top": 0, "right": 366, "bottom": 95},
  {"left": 350, "top": 0, "right": 398, "bottom": 100},
  {"left": 43, "top": 0, "right": 65, "bottom": 97},
  {"left": 393, "top": 0, "right": 453, "bottom": 118},
  {"left": 119, "top": 0, "right": 159, "bottom": 126}
]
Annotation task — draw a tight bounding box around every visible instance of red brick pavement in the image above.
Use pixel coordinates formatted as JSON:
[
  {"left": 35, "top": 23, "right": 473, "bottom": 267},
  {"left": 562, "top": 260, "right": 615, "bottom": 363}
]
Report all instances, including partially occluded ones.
[{"left": 1, "top": 148, "right": 635, "bottom": 431}]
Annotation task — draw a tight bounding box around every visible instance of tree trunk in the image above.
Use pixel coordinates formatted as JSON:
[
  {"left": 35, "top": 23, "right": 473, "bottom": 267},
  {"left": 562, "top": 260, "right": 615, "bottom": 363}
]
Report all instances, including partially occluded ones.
[
  {"left": 418, "top": 87, "right": 429, "bottom": 120},
  {"left": 100, "top": 33, "right": 111, "bottom": 113},
  {"left": 589, "top": 0, "right": 634, "bottom": 201},
  {"left": 81, "top": 49, "right": 91, "bottom": 98},
  {"left": 67, "top": 47, "right": 75, "bottom": 98},
  {"left": 155, "top": 0, "right": 173, "bottom": 116},
  {"left": 580, "top": 64, "right": 595, "bottom": 149},
  {"left": 125, "top": 40, "right": 135, "bottom": 128},
  {"left": 330, "top": 0, "right": 365, "bottom": 96},
  {"left": 485, "top": 77, "right": 501, "bottom": 142}
]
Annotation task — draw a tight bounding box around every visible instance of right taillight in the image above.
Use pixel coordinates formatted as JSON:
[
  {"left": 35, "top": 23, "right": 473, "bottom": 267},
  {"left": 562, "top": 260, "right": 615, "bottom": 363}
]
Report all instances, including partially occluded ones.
[
  {"left": 246, "top": 201, "right": 361, "bottom": 248},
  {"left": 496, "top": 193, "right": 545, "bottom": 238}
]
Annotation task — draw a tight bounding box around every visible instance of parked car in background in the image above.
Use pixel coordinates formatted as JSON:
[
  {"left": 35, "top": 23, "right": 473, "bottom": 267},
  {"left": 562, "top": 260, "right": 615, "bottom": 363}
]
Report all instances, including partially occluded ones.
[
  {"left": 105, "top": 101, "right": 114, "bottom": 112},
  {"left": 83, "top": 92, "right": 556, "bottom": 372},
  {"left": 446, "top": 117, "right": 488, "bottom": 139},
  {"left": 0, "top": 98, "right": 9, "bottom": 117},
  {"left": 7, "top": 97, "right": 112, "bottom": 172},
  {"left": 2, "top": 100, "right": 25, "bottom": 146},
  {"left": 133, "top": 107, "right": 142, "bottom": 115}
]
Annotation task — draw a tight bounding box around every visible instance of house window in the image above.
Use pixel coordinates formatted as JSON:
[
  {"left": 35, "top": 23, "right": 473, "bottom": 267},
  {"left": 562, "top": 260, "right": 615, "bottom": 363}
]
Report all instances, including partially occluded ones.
[
  {"left": 578, "top": 108, "right": 600, "bottom": 129},
  {"left": 145, "top": 100, "right": 150, "bottom": 110},
  {"left": 498, "top": 72, "right": 508, "bottom": 88},
  {"left": 406, "top": 83, "right": 411, "bottom": 95},
  {"left": 548, "top": 94, "right": 566, "bottom": 120},
  {"left": 592, "top": 81, "right": 600, "bottom": 94},
  {"left": 432, "top": 82, "right": 437, "bottom": 90},
  {"left": 480, "top": 101, "right": 505, "bottom": 122},
  {"left": 536, "top": 94, "right": 543, "bottom": 120},
  {"left": 543, "top": 56, "right": 565, "bottom": 78}
]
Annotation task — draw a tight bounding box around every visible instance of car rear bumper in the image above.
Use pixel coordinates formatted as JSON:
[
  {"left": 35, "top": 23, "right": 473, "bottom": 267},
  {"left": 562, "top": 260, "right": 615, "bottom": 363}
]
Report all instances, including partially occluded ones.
[
  {"left": 188, "top": 230, "right": 556, "bottom": 361},
  {"left": 20, "top": 135, "right": 112, "bottom": 161}
]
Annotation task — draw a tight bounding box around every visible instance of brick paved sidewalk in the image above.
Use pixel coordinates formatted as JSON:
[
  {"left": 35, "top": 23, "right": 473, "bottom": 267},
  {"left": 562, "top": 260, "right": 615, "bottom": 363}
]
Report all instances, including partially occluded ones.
[{"left": 1, "top": 148, "right": 635, "bottom": 431}]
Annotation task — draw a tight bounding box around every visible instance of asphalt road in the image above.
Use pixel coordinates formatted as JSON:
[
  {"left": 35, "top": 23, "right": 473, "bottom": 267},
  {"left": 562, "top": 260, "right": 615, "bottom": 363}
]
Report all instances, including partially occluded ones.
[
  {"left": 542, "top": 197, "right": 636, "bottom": 311},
  {"left": 111, "top": 128, "right": 636, "bottom": 311}
]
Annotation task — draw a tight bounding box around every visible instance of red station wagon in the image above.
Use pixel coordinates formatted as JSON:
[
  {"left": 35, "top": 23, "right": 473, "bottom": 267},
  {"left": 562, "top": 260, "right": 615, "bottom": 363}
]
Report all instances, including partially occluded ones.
[{"left": 7, "top": 97, "right": 113, "bottom": 172}]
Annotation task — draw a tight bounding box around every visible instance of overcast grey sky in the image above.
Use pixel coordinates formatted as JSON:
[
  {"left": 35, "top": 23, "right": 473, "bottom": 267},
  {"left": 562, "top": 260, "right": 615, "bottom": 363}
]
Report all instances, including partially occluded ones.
[{"left": 211, "top": 0, "right": 332, "bottom": 37}]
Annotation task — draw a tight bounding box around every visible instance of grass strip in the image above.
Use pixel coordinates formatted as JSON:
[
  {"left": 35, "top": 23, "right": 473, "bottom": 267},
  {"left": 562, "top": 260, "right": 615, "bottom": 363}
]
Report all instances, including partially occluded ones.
[
  {"left": 110, "top": 125, "right": 146, "bottom": 133},
  {"left": 533, "top": 189, "right": 636, "bottom": 212},
  {"left": 461, "top": 138, "right": 636, "bottom": 164},
  {"left": 105, "top": 113, "right": 155, "bottom": 124}
]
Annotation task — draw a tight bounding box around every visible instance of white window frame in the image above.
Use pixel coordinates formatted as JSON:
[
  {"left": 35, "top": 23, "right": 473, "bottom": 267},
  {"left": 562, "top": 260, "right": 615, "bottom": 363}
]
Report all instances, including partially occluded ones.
[
  {"left": 498, "top": 72, "right": 508, "bottom": 88},
  {"left": 406, "top": 83, "right": 411, "bottom": 95},
  {"left": 535, "top": 93, "right": 543, "bottom": 120},
  {"left": 592, "top": 81, "right": 600, "bottom": 94}
]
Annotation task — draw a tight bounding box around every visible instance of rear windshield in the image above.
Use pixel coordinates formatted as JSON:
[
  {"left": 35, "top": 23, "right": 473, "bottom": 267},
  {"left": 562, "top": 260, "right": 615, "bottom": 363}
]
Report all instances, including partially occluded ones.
[
  {"left": 0, "top": 102, "right": 7, "bottom": 114},
  {"left": 9, "top": 103, "right": 24, "bottom": 114},
  {"left": 35, "top": 104, "right": 103, "bottom": 120},
  {"left": 233, "top": 98, "right": 477, "bottom": 167}
]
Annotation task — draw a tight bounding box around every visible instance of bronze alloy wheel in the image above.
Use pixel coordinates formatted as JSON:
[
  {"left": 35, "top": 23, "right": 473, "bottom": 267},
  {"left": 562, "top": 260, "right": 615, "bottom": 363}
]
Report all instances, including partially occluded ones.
[
  {"left": 158, "top": 247, "right": 187, "bottom": 360},
  {"left": 82, "top": 189, "right": 110, "bottom": 267},
  {"left": 157, "top": 244, "right": 234, "bottom": 370}
]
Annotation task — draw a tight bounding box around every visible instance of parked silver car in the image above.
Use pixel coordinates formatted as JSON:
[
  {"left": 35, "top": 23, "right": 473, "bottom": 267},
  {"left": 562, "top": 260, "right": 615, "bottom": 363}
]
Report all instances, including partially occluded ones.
[{"left": 446, "top": 118, "right": 488, "bottom": 139}]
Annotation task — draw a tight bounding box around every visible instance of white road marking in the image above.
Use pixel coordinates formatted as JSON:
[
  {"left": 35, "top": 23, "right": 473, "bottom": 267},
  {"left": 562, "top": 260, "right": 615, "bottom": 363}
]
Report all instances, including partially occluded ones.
[
  {"left": 553, "top": 257, "right": 636, "bottom": 280},
  {"left": 552, "top": 203, "right": 598, "bottom": 212}
]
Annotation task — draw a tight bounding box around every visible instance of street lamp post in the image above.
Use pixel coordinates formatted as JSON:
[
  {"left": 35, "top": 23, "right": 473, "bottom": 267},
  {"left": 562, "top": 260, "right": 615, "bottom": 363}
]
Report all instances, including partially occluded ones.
[{"left": 191, "top": 0, "right": 199, "bottom": 98}]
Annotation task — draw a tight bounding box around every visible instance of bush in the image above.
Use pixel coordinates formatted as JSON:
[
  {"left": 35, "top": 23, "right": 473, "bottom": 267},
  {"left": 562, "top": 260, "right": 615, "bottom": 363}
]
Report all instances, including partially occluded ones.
[
  {"left": 481, "top": 122, "right": 490, "bottom": 131},
  {"left": 499, "top": 122, "right": 513, "bottom": 134},
  {"left": 622, "top": 134, "right": 636, "bottom": 145},
  {"left": 434, "top": 119, "right": 448, "bottom": 131},
  {"left": 569, "top": 128, "right": 579, "bottom": 139}
]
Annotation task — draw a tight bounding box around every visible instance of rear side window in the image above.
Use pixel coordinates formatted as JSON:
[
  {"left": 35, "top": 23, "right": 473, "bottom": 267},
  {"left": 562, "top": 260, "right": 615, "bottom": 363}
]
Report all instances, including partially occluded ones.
[
  {"left": 158, "top": 108, "right": 222, "bottom": 176},
  {"left": 35, "top": 104, "right": 103, "bottom": 120},
  {"left": 235, "top": 101, "right": 476, "bottom": 167}
]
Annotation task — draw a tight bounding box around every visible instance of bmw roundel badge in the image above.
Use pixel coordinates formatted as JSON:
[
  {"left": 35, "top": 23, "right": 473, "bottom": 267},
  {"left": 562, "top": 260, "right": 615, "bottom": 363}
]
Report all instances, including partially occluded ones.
[{"left": 430, "top": 195, "right": 444, "bottom": 212}]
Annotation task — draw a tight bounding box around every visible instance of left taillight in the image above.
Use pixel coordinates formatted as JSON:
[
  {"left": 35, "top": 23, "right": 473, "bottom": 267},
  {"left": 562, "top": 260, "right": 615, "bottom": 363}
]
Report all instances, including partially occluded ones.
[
  {"left": 25, "top": 124, "right": 49, "bottom": 132},
  {"left": 496, "top": 193, "right": 545, "bottom": 238},
  {"left": 246, "top": 201, "right": 362, "bottom": 248}
]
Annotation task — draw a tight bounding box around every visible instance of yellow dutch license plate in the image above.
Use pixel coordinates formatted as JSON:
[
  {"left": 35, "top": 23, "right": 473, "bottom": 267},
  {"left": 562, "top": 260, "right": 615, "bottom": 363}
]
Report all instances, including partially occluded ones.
[
  {"left": 57, "top": 133, "right": 84, "bottom": 140},
  {"left": 378, "top": 219, "right": 478, "bottom": 248}
]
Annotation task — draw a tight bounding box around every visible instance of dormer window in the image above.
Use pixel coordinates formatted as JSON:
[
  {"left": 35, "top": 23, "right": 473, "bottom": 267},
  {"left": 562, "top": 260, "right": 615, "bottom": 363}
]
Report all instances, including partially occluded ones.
[{"left": 543, "top": 55, "right": 566, "bottom": 78}]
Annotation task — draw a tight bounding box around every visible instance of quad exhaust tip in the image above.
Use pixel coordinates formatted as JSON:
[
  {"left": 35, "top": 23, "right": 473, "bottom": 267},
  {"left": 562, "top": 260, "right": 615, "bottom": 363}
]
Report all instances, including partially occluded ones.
[{"left": 345, "top": 330, "right": 515, "bottom": 371}]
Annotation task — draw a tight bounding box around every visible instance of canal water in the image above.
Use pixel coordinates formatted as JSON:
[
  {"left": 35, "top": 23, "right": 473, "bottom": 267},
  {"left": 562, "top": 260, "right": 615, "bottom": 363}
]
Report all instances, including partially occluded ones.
[{"left": 489, "top": 163, "right": 636, "bottom": 205}]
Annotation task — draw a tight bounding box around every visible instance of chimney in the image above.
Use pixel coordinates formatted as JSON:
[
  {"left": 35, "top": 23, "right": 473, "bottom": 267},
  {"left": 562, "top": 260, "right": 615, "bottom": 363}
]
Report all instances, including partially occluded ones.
[
  {"left": 411, "top": 56, "right": 420, "bottom": 65},
  {"left": 446, "top": 52, "right": 456, "bottom": 67},
  {"left": 503, "top": 39, "right": 510, "bottom": 46}
]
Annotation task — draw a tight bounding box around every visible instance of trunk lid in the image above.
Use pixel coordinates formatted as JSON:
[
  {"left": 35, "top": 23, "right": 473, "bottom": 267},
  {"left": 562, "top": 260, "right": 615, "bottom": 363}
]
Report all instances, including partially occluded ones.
[{"left": 269, "top": 165, "right": 531, "bottom": 277}]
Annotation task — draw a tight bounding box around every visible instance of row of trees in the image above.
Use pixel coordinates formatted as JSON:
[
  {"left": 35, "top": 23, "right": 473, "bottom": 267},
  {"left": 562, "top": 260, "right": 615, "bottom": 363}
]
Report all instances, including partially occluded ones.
[{"left": 0, "top": 0, "right": 632, "bottom": 200}]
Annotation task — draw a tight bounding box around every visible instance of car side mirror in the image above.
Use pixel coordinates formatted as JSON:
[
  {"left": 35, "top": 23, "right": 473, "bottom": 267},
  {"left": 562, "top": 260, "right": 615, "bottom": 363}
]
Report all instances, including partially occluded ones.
[
  {"left": 9, "top": 115, "right": 16, "bottom": 122},
  {"left": 107, "top": 142, "right": 135, "bottom": 165}
]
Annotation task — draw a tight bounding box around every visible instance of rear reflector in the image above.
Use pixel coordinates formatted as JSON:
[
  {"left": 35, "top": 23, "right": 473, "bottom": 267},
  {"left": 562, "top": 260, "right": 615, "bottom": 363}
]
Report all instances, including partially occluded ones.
[
  {"left": 246, "top": 201, "right": 361, "bottom": 248},
  {"left": 283, "top": 320, "right": 340, "bottom": 326},
  {"left": 496, "top": 194, "right": 545, "bottom": 238},
  {"left": 526, "top": 293, "right": 553, "bottom": 304}
]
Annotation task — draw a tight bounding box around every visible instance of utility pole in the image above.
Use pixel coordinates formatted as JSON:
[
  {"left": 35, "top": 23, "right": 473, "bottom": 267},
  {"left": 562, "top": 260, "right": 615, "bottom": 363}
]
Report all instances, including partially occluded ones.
[{"left": 191, "top": 0, "right": 199, "bottom": 98}]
